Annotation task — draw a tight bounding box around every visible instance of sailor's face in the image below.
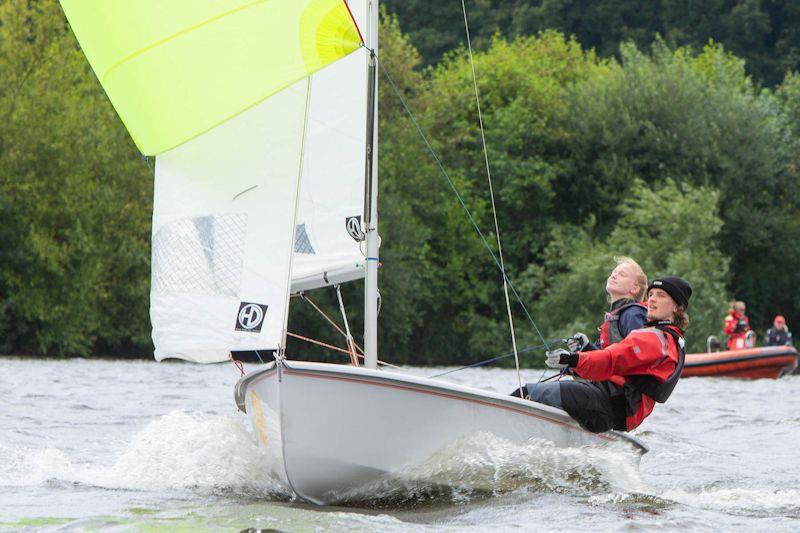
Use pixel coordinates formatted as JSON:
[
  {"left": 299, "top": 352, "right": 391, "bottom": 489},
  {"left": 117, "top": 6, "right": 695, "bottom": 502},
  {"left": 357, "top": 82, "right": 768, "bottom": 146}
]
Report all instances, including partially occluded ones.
[
  {"left": 735, "top": 304, "right": 746, "bottom": 315},
  {"left": 647, "top": 288, "right": 678, "bottom": 321},
  {"left": 606, "top": 263, "right": 639, "bottom": 298}
]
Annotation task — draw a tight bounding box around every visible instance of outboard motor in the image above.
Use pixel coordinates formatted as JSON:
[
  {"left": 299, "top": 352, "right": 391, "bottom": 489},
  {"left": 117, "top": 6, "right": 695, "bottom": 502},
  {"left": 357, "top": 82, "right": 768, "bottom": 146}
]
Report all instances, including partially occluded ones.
[{"left": 707, "top": 335, "right": 722, "bottom": 353}]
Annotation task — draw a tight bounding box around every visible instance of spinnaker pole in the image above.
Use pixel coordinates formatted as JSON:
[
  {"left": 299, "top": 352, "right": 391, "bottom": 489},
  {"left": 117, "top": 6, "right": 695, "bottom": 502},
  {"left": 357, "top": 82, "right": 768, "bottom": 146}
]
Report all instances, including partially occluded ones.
[{"left": 363, "top": 0, "right": 379, "bottom": 369}]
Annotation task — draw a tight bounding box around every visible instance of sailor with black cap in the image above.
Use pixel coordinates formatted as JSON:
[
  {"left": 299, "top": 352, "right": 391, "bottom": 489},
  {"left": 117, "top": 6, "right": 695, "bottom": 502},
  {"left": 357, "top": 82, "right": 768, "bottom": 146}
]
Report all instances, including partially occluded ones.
[
  {"left": 519, "top": 275, "right": 692, "bottom": 433},
  {"left": 649, "top": 276, "right": 692, "bottom": 312}
]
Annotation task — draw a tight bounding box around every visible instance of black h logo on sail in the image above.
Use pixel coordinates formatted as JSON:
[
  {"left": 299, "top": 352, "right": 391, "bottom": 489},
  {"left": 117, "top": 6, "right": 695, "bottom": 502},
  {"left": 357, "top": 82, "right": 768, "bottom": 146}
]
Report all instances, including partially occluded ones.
[
  {"left": 236, "top": 302, "right": 268, "bottom": 332},
  {"left": 345, "top": 215, "right": 365, "bottom": 241}
]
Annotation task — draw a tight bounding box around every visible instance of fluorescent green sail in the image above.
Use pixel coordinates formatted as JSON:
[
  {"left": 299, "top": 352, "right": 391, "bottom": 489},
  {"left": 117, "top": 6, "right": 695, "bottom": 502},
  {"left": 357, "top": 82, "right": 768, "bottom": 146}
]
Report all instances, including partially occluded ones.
[{"left": 60, "top": 0, "right": 361, "bottom": 155}]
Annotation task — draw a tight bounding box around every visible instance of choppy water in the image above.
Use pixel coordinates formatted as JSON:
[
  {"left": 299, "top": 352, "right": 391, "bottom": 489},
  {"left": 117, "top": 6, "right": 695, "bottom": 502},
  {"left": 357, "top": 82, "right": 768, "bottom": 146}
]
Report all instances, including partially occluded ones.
[{"left": 1, "top": 357, "right": 799, "bottom": 532}]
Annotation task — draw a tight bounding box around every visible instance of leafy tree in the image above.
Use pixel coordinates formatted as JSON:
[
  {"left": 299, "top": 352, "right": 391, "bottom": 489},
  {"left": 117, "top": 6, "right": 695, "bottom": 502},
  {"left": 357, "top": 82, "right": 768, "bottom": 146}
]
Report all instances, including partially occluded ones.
[
  {"left": 528, "top": 179, "right": 730, "bottom": 353},
  {"left": 560, "top": 40, "right": 800, "bottom": 335},
  {"left": 0, "top": 0, "right": 152, "bottom": 355},
  {"left": 383, "top": 0, "right": 800, "bottom": 86},
  {"left": 373, "top": 31, "right": 604, "bottom": 363}
]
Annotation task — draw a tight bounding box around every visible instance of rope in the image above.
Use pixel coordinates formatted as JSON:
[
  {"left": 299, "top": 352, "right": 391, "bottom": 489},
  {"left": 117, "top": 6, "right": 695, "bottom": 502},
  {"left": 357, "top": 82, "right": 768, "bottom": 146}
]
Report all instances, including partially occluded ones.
[
  {"left": 140, "top": 154, "right": 153, "bottom": 173},
  {"left": 539, "top": 368, "right": 569, "bottom": 383},
  {"left": 229, "top": 353, "right": 244, "bottom": 377},
  {"left": 460, "top": 0, "right": 523, "bottom": 395},
  {"left": 287, "top": 331, "right": 354, "bottom": 356},
  {"left": 335, "top": 285, "right": 360, "bottom": 366},
  {"left": 299, "top": 292, "right": 366, "bottom": 355},
  {"left": 428, "top": 339, "right": 562, "bottom": 378},
  {"left": 286, "top": 331, "right": 400, "bottom": 368},
  {"left": 378, "top": 59, "right": 553, "bottom": 353}
]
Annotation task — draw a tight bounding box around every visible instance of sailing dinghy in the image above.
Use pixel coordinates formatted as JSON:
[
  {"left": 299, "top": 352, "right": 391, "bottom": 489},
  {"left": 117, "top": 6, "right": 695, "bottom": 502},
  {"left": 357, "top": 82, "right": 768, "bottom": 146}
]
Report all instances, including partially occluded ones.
[
  {"left": 234, "top": 360, "right": 645, "bottom": 504},
  {"left": 61, "top": 0, "right": 646, "bottom": 504}
]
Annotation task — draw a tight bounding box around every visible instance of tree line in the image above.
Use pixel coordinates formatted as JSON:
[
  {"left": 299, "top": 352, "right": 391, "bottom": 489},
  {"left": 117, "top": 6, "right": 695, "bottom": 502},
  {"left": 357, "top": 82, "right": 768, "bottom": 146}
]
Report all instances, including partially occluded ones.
[
  {"left": 2, "top": 2, "right": 799, "bottom": 365},
  {"left": 383, "top": 0, "right": 800, "bottom": 87}
]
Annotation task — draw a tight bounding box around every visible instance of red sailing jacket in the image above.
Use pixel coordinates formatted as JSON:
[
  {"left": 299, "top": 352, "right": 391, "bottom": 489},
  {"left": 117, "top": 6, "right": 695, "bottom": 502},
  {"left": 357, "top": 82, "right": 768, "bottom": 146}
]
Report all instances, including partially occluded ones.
[
  {"left": 723, "top": 311, "right": 750, "bottom": 350},
  {"left": 574, "top": 324, "right": 684, "bottom": 431}
]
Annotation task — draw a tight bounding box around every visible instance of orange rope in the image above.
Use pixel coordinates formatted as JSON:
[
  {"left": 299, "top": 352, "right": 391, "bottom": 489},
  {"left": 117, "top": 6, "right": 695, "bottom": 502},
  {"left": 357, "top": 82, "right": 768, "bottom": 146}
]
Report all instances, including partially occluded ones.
[
  {"left": 286, "top": 331, "right": 400, "bottom": 368},
  {"left": 299, "top": 293, "right": 365, "bottom": 355},
  {"left": 229, "top": 353, "right": 244, "bottom": 377},
  {"left": 287, "top": 331, "right": 353, "bottom": 356}
]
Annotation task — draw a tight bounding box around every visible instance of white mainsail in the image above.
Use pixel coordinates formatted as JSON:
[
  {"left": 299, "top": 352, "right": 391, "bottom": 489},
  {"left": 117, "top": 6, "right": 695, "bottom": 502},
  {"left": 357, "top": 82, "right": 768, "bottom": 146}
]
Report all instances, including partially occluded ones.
[{"left": 292, "top": 1, "right": 368, "bottom": 293}]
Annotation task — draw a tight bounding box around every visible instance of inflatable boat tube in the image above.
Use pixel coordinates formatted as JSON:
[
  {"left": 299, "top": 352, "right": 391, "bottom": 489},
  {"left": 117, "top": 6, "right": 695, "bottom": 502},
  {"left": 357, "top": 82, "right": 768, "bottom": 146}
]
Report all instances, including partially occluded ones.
[{"left": 682, "top": 346, "right": 798, "bottom": 379}]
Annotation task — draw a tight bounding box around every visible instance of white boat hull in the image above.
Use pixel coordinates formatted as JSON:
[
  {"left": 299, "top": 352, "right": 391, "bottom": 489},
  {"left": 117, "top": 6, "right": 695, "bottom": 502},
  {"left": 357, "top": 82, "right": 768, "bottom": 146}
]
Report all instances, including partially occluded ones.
[{"left": 234, "top": 360, "right": 646, "bottom": 504}]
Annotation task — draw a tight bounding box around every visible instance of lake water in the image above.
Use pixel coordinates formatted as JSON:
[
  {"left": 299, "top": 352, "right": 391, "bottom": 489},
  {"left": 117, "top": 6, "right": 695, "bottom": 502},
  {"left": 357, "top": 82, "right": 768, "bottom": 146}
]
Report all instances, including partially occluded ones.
[{"left": 2, "top": 357, "right": 799, "bottom": 532}]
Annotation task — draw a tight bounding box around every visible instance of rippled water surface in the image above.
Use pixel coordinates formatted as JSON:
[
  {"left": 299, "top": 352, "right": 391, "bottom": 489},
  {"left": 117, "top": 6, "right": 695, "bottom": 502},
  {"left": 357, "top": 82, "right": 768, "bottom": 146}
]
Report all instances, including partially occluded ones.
[{"left": 2, "top": 357, "right": 799, "bottom": 531}]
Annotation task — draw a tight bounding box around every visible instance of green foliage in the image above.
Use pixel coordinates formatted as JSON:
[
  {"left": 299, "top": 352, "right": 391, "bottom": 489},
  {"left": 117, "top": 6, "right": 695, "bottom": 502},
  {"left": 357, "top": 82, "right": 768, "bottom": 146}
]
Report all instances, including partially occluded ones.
[
  {"left": 560, "top": 39, "right": 800, "bottom": 338},
  {"left": 0, "top": 0, "right": 151, "bottom": 356},
  {"left": 527, "top": 179, "right": 730, "bottom": 353},
  {"left": 383, "top": 0, "right": 800, "bottom": 87},
  {"left": 372, "top": 31, "right": 604, "bottom": 363},
  {"left": 776, "top": 71, "right": 800, "bottom": 136}
]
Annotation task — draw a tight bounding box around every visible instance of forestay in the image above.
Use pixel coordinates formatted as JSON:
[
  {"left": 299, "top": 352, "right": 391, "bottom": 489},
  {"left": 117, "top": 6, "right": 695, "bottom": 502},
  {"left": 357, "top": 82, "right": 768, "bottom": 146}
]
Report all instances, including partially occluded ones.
[{"left": 60, "top": 0, "right": 363, "bottom": 362}]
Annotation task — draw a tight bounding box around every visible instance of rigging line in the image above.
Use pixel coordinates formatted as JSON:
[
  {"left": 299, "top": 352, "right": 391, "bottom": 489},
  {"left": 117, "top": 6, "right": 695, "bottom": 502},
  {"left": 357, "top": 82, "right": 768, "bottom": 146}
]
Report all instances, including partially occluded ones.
[
  {"left": 460, "top": 0, "right": 522, "bottom": 395},
  {"left": 378, "top": 59, "right": 553, "bottom": 354},
  {"left": 229, "top": 353, "right": 245, "bottom": 377},
  {"left": 140, "top": 154, "right": 153, "bottom": 173},
  {"left": 428, "top": 339, "right": 562, "bottom": 378},
  {"left": 287, "top": 331, "right": 353, "bottom": 356},
  {"left": 298, "top": 292, "right": 365, "bottom": 355},
  {"left": 286, "top": 331, "right": 400, "bottom": 368},
  {"left": 335, "top": 284, "right": 360, "bottom": 366}
]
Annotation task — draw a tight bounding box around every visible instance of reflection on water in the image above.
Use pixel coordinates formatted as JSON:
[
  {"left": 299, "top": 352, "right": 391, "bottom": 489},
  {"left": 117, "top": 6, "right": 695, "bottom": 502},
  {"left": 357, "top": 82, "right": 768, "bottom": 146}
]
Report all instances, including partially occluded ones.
[{"left": 1, "top": 358, "right": 800, "bottom": 531}]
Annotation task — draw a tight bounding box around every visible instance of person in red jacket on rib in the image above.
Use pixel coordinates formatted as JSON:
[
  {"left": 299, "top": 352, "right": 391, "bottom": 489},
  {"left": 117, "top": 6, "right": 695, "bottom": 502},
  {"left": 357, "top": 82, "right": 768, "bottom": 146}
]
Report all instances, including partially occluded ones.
[
  {"left": 723, "top": 301, "right": 751, "bottom": 350},
  {"left": 520, "top": 276, "right": 691, "bottom": 433}
]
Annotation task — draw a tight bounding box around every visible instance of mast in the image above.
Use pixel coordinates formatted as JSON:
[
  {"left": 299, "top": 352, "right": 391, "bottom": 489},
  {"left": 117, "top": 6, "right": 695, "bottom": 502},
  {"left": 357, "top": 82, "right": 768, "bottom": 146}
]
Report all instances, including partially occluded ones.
[{"left": 363, "top": 0, "right": 379, "bottom": 369}]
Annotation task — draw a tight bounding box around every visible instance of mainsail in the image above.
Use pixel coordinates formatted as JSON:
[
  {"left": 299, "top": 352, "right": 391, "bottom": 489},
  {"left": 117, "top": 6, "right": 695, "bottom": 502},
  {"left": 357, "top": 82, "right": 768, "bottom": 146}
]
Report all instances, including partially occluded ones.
[
  {"left": 61, "top": 0, "right": 364, "bottom": 362},
  {"left": 292, "top": 2, "right": 368, "bottom": 293}
]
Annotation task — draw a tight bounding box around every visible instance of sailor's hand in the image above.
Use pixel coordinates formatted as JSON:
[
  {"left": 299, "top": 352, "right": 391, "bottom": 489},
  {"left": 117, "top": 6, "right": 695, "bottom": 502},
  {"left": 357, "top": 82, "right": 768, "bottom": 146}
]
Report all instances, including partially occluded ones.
[
  {"left": 565, "top": 332, "right": 590, "bottom": 352},
  {"left": 545, "top": 348, "right": 578, "bottom": 369}
]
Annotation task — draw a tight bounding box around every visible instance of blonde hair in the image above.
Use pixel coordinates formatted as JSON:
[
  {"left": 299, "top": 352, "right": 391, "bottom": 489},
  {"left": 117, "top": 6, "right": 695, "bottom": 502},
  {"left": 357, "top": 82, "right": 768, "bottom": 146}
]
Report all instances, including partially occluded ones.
[{"left": 614, "top": 256, "right": 648, "bottom": 301}]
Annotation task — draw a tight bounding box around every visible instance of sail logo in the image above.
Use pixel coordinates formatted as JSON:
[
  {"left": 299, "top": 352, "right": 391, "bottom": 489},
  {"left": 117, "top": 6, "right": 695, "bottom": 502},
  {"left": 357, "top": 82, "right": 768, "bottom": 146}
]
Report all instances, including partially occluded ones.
[
  {"left": 346, "top": 216, "right": 365, "bottom": 241},
  {"left": 236, "top": 302, "right": 268, "bottom": 332}
]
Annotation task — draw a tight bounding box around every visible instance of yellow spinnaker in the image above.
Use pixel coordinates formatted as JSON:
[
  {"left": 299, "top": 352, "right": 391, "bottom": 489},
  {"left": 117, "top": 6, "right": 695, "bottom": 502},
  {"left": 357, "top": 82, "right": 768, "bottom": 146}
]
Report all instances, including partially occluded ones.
[{"left": 60, "top": 0, "right": 362, "bottom": 155}]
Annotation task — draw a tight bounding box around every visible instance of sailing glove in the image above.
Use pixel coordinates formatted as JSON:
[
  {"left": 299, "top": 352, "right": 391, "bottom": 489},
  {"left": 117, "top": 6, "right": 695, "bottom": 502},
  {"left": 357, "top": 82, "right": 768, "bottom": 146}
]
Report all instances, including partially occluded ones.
[
  {"left": 565, "top": 332, "right": 590, "bottom": 352},
  {"left": 545, "top": 348, "right": 580, "bottom": 369}
]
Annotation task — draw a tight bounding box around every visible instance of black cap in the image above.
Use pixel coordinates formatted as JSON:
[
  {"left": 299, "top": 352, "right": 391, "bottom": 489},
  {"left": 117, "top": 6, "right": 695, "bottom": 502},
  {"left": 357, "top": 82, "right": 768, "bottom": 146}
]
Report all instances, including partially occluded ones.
[{"left": 647, "top": 276, "right": 692, "bottom": 309}]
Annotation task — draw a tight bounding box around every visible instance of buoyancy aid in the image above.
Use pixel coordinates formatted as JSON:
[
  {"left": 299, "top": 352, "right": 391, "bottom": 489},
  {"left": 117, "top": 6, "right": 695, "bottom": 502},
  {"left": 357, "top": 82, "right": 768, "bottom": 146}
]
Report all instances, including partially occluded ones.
[
  {"left": 598, "top": 300, "right": 648, "bottom": 349},
  {"left": 625, "top": 321, "right": 685, "bottom": 403},
  {"left": 577, "top": 320, "right": 685, "bottom": 431},
  {"left": 724, "top": 312, "right": 750, "bottom": 350},
  {"left": 765, "top": 327, "right": 792, "bottom": 347}
]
